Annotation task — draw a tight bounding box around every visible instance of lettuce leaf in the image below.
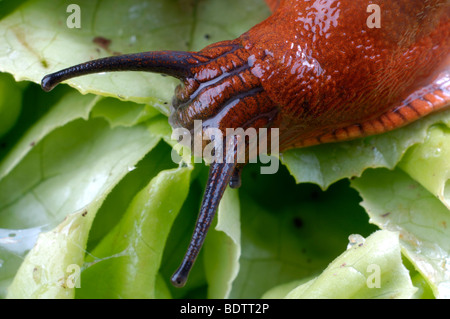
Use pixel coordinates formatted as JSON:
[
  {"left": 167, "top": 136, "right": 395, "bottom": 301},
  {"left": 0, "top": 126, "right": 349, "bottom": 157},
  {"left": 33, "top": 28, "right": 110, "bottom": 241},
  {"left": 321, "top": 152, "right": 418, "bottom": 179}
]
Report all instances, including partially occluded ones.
[
  {"left": 351, "top": 168, "right": 450, "bottom": 299},
  {"left": 4, "top": 113, "right": 164, "bottom": 298},
  {"left": 283, "top": 231, "right": 417, "bottom": 299}
]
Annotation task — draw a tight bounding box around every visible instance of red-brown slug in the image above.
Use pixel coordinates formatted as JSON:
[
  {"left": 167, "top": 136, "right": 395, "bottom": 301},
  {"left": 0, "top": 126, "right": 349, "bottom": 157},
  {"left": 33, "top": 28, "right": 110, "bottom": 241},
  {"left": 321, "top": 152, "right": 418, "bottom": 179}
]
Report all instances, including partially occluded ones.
[{"left": 41, "top": 0, "right": 450, "bottom": 287}]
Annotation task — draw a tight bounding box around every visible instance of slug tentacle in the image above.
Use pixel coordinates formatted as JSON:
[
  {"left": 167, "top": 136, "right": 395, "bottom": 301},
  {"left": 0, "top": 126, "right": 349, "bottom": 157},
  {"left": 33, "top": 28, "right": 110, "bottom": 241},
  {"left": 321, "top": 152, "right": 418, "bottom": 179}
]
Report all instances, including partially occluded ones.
[
  {"left": 41, "top": 51, "right": 198, "bottom": 92},
  {"left": 229, "top": 167, "right": 242, "bottom": 189},
  {"left": 171, "top": 159, "right": 237, "bottom": 288}
]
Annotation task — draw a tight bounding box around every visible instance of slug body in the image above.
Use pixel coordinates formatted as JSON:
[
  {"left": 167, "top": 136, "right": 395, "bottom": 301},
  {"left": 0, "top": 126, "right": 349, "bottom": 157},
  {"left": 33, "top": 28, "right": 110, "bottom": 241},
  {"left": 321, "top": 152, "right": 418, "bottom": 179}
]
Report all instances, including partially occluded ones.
[
  {"left": 171, "top": 0, "right": 450, "bottom": 151},
  {"left": 41, "top": 0, "right": 450, "bottom": 287}
]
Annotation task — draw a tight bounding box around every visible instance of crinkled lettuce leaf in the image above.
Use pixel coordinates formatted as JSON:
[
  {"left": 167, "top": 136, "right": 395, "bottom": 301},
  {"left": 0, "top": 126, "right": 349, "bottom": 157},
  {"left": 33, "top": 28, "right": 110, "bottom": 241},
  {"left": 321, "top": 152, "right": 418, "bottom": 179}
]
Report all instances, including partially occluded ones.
[
  {"left": 228, "top": 165, "right": 378, "bottom": 298},
  {"left": 76, "top": 166, "right": 192, "bottom": 299},
  {"left": 283, "top": 231, "right": 417, "bottom": 299},
  {"left": 398, "top": 124, "right": 450, "bottom": 210},
  {"left": 351, "top": 168, "right": 450, "bottom": 299},
  {"left": 282, "top": 111, "right": 450, "bottom": 190},
  {"left": 3, "top": 113, "right": 165, "bottom": 298}
]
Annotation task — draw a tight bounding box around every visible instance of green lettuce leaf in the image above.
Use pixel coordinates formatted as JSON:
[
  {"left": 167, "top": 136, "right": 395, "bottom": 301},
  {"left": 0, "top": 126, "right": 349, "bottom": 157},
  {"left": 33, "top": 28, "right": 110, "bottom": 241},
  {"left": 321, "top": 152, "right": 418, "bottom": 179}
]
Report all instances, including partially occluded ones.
[
  {"left": 0, "top": 91, "right": 99, "bottom": 180},
  {"left": 351, "top": 168, "right": 450, "bottom": 299},
  {"left": 282, "top": 111, "right": 450, "bottom": 190},
  {"left": 0, "top": 72, "right": 23, "bottom": 138},
  {"left": 227, "top": 164, "right": 378, "bottom": 298},
  {"left": 76, "top": 166, "right": 192, "bottom": 299},
  {"left": 398, "top": 125, "right": 450, "bottom": 210},
  {"left": 3, "top": 115, "right": 164, "bottom": 298},
  {"left": 283, "top": 231, "right": 417, "bottom": 299}
]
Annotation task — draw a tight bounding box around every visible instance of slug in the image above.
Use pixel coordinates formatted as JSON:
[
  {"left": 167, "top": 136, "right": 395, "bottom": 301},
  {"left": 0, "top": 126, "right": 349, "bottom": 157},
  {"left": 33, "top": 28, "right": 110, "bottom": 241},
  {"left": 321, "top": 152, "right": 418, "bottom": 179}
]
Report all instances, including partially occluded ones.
[{"left": 41, "top": 0, "right": 450, "bottom": 287}]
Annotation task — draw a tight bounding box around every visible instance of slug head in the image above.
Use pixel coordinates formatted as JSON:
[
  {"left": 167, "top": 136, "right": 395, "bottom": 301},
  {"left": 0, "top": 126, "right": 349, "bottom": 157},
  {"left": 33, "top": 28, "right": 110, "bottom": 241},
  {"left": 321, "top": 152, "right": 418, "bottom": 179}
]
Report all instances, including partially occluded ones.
[{"left": 40, "top": 39, "right": 278, "bottom": 287}]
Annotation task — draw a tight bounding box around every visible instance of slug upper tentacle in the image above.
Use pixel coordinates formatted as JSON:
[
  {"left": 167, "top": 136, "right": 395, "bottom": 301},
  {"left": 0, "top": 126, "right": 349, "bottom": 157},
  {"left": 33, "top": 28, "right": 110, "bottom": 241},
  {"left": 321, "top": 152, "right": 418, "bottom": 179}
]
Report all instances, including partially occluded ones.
[{"left": 41, "top": 51, "right": 199, "bottom": 92}]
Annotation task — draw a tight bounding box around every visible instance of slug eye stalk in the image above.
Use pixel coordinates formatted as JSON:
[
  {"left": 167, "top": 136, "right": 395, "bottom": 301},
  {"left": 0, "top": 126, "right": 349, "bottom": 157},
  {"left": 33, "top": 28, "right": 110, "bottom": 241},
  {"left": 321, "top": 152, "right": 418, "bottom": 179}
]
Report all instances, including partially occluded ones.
[{"left": 40, "top": 50, "right": 195, "bottom": 92}]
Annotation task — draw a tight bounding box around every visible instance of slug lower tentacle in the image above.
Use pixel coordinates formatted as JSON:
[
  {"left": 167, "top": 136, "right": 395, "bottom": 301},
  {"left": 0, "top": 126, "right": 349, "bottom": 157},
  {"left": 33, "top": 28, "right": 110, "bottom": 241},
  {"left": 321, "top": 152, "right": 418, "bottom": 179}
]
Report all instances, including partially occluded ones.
[{"left": 171, "top": 160, "right": 237, "bottom": 287}]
